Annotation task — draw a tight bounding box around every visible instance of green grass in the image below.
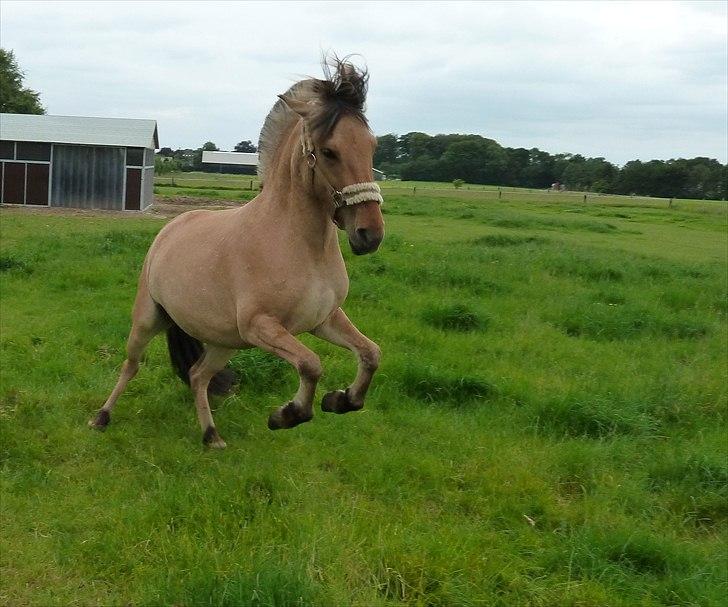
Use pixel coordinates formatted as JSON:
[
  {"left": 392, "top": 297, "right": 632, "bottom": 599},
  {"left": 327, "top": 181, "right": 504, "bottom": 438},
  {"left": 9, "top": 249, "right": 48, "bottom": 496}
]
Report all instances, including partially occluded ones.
[{"left": 1, "top": 186, "right": 727, "bottom": 606}]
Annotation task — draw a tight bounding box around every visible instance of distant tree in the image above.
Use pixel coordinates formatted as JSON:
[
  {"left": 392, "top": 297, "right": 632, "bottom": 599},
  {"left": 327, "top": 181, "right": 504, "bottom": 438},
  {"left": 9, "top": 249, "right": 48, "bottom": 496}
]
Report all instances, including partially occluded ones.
[
  {"left": 560, "top": 156, "right": 617, "bottom": 192},
  {"left": 234, "top": 140, "right": 257, "bottom": 153},
  {"left": 155, "top": 156, "right": 181, "bottom": 175},
  {"left": 158, "top": 147, "right": 174, "bottom": 157},
  {"left": 192, "top": 142, "right": 219, "bottom": 171},
  {"left": 441, "top": 139, "right": 507, "bottom": 184},
  {"left": 0, "top": 49, "right": 45, "bottom": 114},
  {"left": 374, "top": 134, "right": 398, "bottom": 166},
  {"left": 453, "top": 179, "right": 464, "bottom": 189},
  {"left": 398, "top": 132, "right": 432, "bottom": 161},
  {"left": 370, "top": 130, "right": 726, "bottom": 200}
]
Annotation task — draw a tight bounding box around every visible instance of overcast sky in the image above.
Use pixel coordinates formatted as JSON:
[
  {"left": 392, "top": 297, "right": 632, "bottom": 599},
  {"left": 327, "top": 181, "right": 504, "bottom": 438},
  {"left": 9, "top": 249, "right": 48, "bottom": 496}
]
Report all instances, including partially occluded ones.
[{"left": 2, "top": 1, "right": 726, "bottom": 165}]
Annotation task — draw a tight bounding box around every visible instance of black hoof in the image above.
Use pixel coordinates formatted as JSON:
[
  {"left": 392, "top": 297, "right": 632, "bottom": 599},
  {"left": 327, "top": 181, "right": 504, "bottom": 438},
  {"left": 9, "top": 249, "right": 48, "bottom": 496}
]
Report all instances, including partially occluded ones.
[
  {"left": 202, "top": 426, "right": 227, "bottom": 449},
  {"left": 88, "top": 409, "right": 110, "bottom": 430},
  {"left": 268, "top": 402, "right": 313, "bottom": 430},
  {"left": 321, "top": 389, "right": 363, "bottom": 414}
]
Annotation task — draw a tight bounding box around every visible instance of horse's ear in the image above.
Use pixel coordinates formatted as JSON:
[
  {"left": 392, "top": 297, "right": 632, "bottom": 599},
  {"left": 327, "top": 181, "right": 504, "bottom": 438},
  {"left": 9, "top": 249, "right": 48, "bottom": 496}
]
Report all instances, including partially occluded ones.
[{"left": 278, "top": 94, "right": 312, "bottom": 119}]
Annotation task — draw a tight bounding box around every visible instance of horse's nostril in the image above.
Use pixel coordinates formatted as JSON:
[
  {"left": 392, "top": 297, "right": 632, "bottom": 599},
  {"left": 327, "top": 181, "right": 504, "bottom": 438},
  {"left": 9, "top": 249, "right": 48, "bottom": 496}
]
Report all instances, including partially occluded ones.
[
  {"left": 356, "top": 227, "right": 370, "bottom": 243},
  {"left": 354, "top": 228, "right": 382, "bottom": 253}
]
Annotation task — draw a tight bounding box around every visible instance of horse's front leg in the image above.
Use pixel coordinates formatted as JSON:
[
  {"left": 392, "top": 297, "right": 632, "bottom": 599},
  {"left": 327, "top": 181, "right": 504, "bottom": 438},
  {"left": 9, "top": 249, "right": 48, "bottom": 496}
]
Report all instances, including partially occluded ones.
[
  {"left": 312, "top": 308, "right": 381, "bottom": 414},
  {"left": 246, "top": 315, "right": 322, "bottom": 430}
]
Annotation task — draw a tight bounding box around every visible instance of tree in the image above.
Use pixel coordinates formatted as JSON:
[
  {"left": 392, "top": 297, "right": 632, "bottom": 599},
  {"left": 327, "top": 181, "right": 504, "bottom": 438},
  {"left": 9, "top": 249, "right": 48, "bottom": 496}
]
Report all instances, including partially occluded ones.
[
  {"left": 234, "top": 140, "right": 257, "bottom": 153},
  {"left": 155, "top": 156, "right": 181, "bottom": 175},
  {"left": 192, "top": 142, "right": 219, "bottom": 170},
  {"left": 158, "top": 147, "right": 174, "bottom": 157},
  {"left": 373, "top": 134, "right": 398, "bottom": 166},
  {"left": 398, "top": 132, "right": 432, "bottom": 161},
  {"left": 441, "top": 139, "right": 508, "bottom": 184},
  {"left": 0, "top": 49, "right": 45, "bottom": 114}
]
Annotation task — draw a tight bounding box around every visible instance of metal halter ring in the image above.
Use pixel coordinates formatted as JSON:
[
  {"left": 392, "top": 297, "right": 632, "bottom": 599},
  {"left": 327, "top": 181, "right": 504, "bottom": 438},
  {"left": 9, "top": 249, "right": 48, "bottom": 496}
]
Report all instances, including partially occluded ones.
[
  {"left": 332, "top": 190, "right": 345, "bottom": 207},
  {"left": 306, "top": 152, "right": 317, "bottom": 168}
]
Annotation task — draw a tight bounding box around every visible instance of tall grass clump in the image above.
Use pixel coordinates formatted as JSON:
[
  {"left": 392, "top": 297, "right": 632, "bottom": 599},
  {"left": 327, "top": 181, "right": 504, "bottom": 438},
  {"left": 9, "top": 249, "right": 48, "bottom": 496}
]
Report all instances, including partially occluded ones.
[
  {"left": 0, "top": 254, "right": 32, "bottom": 274},
  {"left": 398, "top": 363, "right": 496, "bottom": 404},
  {"left": 421, "top": 303, "right": 488, "bottom": 332}
]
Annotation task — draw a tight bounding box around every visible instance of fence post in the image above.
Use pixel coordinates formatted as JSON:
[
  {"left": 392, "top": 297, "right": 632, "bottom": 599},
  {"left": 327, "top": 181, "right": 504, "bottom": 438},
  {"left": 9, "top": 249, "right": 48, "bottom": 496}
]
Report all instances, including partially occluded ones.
[
  {"left": 413, "top": 186, "right": 416, "bottom": 196},
  {"left": 250, "top": 179, "right": 253, "bottom": 191},
  {"left": 583, "top": 193, "right": 587, "bottom": 203},
  {"left": 498, "top": 188, "right": 502, "bottom": 201},
  {"left": 668, "top": 197, "right": 673, "bottom": 208}
]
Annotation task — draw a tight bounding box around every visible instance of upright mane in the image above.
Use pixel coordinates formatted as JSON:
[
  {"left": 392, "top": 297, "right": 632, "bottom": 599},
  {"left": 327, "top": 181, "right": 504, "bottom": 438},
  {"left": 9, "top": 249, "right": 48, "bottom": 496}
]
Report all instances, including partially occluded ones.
[{"left": 257, "top": 55, "right": 369, "bottom": 183}]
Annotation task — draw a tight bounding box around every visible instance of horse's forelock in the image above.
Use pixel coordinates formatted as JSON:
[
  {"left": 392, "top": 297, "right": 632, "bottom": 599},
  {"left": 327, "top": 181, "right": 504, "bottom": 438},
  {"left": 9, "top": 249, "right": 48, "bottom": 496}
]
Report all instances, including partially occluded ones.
[{"left": 308, "top": 54, "right": 369, "bottom": 141}]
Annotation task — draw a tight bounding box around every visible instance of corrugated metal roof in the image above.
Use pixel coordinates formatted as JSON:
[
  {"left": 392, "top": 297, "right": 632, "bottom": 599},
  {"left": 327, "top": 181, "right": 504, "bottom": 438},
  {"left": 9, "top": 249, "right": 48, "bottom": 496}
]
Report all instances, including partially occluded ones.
[
  {"left": 0, "top": 113, "right": 159, "bottom": 149},
  {"left": 202, "top": 151, "right": 259, "bottom": 165}
]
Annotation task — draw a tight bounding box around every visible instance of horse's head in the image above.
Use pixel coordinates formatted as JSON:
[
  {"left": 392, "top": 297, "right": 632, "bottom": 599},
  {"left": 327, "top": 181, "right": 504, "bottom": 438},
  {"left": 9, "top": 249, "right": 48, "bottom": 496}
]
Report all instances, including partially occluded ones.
[{"left": 279, "top": 57, "right": 385, "bottom": 255}]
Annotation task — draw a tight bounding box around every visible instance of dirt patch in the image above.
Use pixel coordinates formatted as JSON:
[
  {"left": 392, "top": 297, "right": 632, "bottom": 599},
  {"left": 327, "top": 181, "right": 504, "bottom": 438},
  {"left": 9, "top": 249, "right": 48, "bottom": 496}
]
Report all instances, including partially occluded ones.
[
  {"left": 0, "top": 195, "right": 244, "bottom": 220},
  {"left": 148, "top": 195, "right": 243, "bottom": 218}
]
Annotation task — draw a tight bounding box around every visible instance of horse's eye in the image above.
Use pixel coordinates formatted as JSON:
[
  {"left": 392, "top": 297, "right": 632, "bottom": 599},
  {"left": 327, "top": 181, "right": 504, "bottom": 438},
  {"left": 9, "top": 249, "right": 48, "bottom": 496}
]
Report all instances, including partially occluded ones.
[{"left": 321, "top": 148, "right": 337, "bottom": 160}]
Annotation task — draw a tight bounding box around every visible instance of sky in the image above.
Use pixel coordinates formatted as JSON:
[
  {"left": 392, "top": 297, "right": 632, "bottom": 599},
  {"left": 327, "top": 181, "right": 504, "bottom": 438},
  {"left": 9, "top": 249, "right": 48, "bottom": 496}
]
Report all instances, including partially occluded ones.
[{"left": 1, "top": 1, "right": 726, "bottom": 165}]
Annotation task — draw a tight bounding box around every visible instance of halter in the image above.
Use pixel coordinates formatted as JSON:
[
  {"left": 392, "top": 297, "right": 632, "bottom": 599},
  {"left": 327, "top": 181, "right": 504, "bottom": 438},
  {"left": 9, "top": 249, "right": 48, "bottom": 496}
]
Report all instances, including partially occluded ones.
[{"left": 302, "top": 127, "right": 383, "bottom": 210}]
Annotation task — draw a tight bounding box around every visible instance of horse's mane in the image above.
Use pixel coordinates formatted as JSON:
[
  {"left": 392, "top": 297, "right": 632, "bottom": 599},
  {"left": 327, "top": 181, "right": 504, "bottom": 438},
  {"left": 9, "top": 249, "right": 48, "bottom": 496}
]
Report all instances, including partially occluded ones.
[{"left": 257, "top": 55, "right": 369, "bottom": 182}]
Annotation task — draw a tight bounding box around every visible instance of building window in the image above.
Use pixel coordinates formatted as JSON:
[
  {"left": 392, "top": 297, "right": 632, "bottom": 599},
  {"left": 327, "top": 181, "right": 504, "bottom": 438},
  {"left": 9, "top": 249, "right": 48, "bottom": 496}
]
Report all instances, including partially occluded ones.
[
  {"left": 0, "top": 141, "right": 15, "bottom": 160},
  {"left": 17, "top": 142, "right": 51, "bottom": 162},
  {"left": 126, "top": 148, "right": 144, "bottom": 166}
]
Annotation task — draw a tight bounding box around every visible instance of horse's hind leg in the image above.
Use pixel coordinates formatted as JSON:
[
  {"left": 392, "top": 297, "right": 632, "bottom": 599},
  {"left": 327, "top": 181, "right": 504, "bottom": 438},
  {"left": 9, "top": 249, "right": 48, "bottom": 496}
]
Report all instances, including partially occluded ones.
[
  {"left": 188, "top": 345, "right": 236, "bottom": 448},
  {"left": 312, "top": 308, "right": 380, "bottom": 414},
  {"left": 89, "top": 284, "right": 168, "bottom": 430}
]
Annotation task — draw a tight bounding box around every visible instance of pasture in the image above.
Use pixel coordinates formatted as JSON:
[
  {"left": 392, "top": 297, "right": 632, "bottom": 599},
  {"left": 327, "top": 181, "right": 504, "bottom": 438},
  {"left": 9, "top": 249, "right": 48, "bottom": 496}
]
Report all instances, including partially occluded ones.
[{"left": 1, "top": 181, "right": 726, "bottom": 606}]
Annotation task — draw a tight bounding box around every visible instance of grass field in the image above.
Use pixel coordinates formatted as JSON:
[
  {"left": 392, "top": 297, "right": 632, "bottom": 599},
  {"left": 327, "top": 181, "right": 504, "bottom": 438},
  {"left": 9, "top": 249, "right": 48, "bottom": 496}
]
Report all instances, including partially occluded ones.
[{"left": 1, "top": 181, "right": 727, "bottom": 606}]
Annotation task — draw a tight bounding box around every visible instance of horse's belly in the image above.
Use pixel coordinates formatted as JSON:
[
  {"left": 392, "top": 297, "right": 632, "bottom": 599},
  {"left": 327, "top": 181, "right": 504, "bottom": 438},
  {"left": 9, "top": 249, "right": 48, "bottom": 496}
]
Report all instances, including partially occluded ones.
[
  {"left": 158, "top": 294, "right": 245, "bottom": 348},
  {"left": 282, "top": 282, "right": 342, "bottom": 335}
]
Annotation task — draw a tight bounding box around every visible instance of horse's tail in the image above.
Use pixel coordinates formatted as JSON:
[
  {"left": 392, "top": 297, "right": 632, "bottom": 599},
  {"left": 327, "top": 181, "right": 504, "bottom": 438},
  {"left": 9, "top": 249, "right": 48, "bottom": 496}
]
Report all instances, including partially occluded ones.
[{"left": 165, "top": 322, "right": 237, "bottom": 396}]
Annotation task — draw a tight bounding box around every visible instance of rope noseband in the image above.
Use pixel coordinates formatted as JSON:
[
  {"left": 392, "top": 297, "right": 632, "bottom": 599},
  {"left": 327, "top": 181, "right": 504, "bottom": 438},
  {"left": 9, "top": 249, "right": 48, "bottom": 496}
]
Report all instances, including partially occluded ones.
[{"left": 305, "top": 149, "right": 383, "bottom": 210}]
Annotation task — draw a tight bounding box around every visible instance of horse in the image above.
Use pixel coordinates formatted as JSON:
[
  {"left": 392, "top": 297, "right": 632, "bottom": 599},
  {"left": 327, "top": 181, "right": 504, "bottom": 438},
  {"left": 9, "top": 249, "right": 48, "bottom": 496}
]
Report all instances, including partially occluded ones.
[{"left": 89, "top": 57, "right": 385, "bottom": 448}]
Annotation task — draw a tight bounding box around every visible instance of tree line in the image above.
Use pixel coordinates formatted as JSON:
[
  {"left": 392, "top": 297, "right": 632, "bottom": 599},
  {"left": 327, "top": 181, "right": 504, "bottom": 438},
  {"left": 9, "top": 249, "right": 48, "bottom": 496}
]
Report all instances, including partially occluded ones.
[
  {"left": 2, "top": 48, "right": 724, "bottom": 199},
  {"left": 374, "top": 133, "right": 727, "bottom": 200}
]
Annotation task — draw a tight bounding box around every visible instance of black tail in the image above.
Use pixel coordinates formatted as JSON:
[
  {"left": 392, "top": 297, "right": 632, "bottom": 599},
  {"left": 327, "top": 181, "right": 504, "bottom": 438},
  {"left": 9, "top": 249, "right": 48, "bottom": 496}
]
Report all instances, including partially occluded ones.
[{"left": 165, "top": 323, "right": 237, "bottom": 396}]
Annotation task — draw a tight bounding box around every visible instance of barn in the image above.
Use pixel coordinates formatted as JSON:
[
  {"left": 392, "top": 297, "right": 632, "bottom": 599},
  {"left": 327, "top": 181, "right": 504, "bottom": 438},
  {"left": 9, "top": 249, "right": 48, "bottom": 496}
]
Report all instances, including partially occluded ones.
[
  {"left": 0, "top": 113, "right": 159, "bottom": 211},
  {"left": 201, "top": 150, "right": 258, "bottom": 175}
]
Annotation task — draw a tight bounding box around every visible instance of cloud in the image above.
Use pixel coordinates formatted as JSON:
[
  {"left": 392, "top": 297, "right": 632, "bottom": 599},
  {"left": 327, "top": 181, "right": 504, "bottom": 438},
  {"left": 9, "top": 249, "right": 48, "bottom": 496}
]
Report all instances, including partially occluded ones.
[{"left": 1, "top": 0, "right": 725, "bottom": 164}]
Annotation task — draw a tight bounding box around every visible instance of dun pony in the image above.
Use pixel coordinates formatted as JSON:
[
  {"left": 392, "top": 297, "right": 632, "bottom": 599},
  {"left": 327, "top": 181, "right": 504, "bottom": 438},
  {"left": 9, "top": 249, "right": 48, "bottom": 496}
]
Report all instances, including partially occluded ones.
[{"left": 90, "top": 55, "right": 385, "bottom": 447}]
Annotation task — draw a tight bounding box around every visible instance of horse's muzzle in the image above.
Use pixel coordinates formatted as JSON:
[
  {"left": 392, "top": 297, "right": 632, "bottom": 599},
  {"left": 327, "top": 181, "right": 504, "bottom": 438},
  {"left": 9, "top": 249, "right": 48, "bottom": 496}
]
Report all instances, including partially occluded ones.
[{"left": 350, "top": 227, "right": 383, "bottom": 255}]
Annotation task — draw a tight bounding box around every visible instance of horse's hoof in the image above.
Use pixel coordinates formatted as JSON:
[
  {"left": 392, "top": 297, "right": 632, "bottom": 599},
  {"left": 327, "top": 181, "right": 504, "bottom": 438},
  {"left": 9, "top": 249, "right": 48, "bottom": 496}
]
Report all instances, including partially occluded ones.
[
  {"left": 202, "top": 426, "right": 226, "bottom": 449},
  {"left": 268, "top": 402, "right": 313, "bottom": 430},
  {"left": 321, "top": 389, "right": 363, "bottom": 414},
  {"left": 88, "top": 409, "right": 110, "bottom": 430}
]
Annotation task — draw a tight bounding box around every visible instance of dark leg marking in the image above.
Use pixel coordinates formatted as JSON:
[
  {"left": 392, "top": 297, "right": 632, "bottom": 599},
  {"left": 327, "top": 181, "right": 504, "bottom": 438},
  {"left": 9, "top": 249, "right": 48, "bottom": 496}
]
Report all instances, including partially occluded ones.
[
  {"left": 268, "top": 401, "right": 313, "bottom": 431},
  {"left": 89, "top": 409, "right": 111, "bottom": 430},
  {"left": 321, "top": 388, "right": 364, "bottom": 414},
  {"left": 202, "top": 425, "right": 220, "bottom": 445}
]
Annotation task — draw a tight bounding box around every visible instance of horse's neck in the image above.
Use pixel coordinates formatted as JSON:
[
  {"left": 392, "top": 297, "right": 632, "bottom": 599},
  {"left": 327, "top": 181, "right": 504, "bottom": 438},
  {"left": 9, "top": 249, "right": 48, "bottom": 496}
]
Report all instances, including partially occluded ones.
[{"left": 259, "top": 124, "right": 338, "bottom": 251}]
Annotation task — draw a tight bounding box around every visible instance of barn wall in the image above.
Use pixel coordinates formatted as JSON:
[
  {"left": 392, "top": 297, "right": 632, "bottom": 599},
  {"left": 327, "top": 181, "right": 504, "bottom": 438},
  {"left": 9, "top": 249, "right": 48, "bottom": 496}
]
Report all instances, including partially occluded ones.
[
  {"left": 1, "top": 139, "right": 156, "bottom": 211},
  {"left": 142, "top": 167, "right": 154, "bottom": 209},
  {"left": 0, "top": 140, "right": 51, "bottom": 205},
  {"left": 125, "top": 168, "right": 141, "bottom": 210},
  {"left": 2, "top": 162, "right": 25, "bottom": 204},
  {"left": 140, "top": 148, "right": 155, "bottom": 210},
  {"left": 51, "top": 145, "right": 124, "bottom": 210}
]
